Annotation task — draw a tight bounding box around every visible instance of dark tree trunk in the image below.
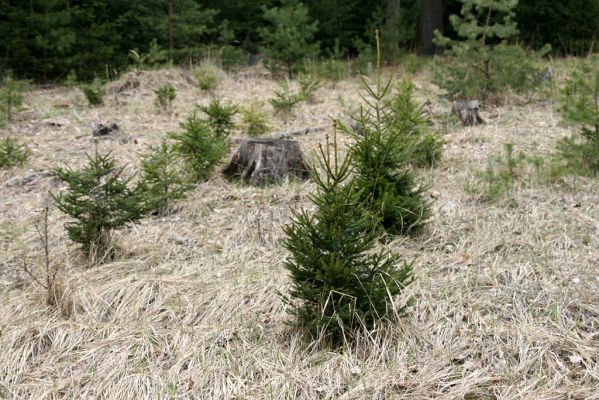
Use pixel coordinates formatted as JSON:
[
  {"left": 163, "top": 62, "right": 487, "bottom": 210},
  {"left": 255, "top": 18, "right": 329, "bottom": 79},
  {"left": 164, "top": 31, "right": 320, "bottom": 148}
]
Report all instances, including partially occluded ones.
[
  {"left": 419, "top": 0, "right": 443, "bottom": 55},
  {"left": 223, "top": 139, "right": 310, "bottom": 186},
  {"left": 168, "top": 0, "right": 173, "bottom": 62}
]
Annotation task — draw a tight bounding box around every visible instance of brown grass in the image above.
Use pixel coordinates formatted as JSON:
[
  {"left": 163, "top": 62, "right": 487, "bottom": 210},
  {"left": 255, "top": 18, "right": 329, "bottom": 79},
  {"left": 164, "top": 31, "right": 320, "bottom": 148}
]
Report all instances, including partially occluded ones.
[{"left": 0, "top": 63, "right": 598, "bottom": 399}]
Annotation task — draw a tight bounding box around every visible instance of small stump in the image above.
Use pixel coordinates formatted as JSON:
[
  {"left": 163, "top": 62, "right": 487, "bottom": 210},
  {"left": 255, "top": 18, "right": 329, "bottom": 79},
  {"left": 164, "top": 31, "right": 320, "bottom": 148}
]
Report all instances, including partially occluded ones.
[
  {"left": 223, "top": 139, "right": 310, "bottom": 186},
  {"left": 452, "top": 100, "right": 485, "bottom": 126}
]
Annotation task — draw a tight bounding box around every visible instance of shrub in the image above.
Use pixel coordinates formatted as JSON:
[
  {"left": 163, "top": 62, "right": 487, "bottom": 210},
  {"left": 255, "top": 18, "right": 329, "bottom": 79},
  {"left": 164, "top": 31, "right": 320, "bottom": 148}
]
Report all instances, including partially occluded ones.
[
  {"left": 81, "top": 80, "right": 105, "bottom": 106},
  {"left": 342, "top": 76, "right": 431, "bottom": 235},
  {"left": 51, "top": 149, "right": 148, "bottom": 258},
  {"left": 282, "top": 131, "right": 413, "bottom": 343},
  {"left": 259, "top": 0, "right": 319, "bottom": 78},
  {"left": 19, "top": 207, "right": 72, "bottom": 316},
  {"left": 241, "top": 102, "right": 271, "bottom": 137},
  {"left": 0, "top": 137, "right": 30, "bottom": 168},
  {"left": 169, "top": 113, "right": 229, "bottom": 182},
  {"left": 433, "top": 0, "right": 549, "bottom": 102},
  {"left": 197, "top": 99, "right": 238, "bottom": 137},
  {"left": 385, "top": 78, "right": 443, "bottom": 168},
  {"left": 138, "top": 140, "right": 193, "bottom": 215},
  {"left": 154, "top": 83, "right": 176, "bottom": 111},
  {"left": 468, "top": 142, "right": 525, "bottom": 202},
  {"left": 554, "top": 57, "right": 599, "bottom": 176},
  {"left": 269, "top": 79, "right": 302, "bottom": 123},
  {"left": 0, "top": 73, "right": 25, "bottom": 123},
  {"left": 195, "top": 66, "right": 219, "bottom": 93},
  {"left": 297, "top": 73, "right": 321, "bottom": 104}
]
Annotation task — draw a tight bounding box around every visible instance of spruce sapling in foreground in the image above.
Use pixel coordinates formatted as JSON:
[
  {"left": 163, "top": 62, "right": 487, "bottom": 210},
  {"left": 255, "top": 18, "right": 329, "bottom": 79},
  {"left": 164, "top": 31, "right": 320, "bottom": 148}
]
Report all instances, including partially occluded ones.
[
  {"left": 170, "top": 112, "right": 229, "bottom": 182},
  {"left": 341, "top": 39, "right": 430, "bottom": 235},
  {"left": 138, "top": 139, "right": 193, "bottom": 215},
  {"left": 51, "top": 149, "right": 147, "bottom": 259},
  {"left": 283, "top": 128, "right": 413, "bottom": 343}
]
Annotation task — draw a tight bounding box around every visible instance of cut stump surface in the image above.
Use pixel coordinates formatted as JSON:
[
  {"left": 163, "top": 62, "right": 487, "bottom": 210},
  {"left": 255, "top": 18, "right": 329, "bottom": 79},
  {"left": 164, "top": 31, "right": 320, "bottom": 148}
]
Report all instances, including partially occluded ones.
[
  {"left": 223, "top": 139, "right": 310, "bottom": 186},
  {"left": 452, "top": 100, "right": 485, "bottom": 127}
]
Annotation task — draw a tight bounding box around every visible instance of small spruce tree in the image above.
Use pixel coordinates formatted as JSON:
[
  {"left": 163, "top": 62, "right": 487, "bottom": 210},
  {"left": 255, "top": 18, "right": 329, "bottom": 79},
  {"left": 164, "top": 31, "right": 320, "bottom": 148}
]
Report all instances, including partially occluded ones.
[
  {"left": 0, "top": 137, "right": 30, "bottom": 168},
  {"left": 341, "top": 38, "right": 431, "bottom": 235},
  {"left": 51, "top": 149, "right": 148, "bottom": 258},
  {"left": 0, "top": 73, "right": 25, "bottom": 123},
  {"left": 259, "top": 0, "right": 320, "bottom": 79},
  {"left": 433, "top": 0, "right": 549, "bottom": 102},
  {"left": 138, "top": 139, "right": 193, "bottom": 215},
  {"left": 555, "top": 57, "right": 599, "bottom": 175},
  {"left": 169, "top": 112, "right": 229, "bottom": 182},
  {"left": 283, "top": 129, "right": 413, "bottom": 342},
  {"left": 154, "top": 83, "right": 176, "bottom": 112},
  {"left": 80, "top": 79, "right": 105, "bottom": 106},
  {"left": 385, "top": 78, "right": 444, "bottom": 168},
  {"left": 197, "top": 99, "right": 238, "bottom": 137}
]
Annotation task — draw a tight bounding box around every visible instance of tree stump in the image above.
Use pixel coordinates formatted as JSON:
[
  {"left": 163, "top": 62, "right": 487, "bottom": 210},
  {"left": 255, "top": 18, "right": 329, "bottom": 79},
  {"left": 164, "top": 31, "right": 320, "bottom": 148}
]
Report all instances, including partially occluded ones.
[
  {"left": 223, "top": 139, "right": 310, "bottom": 185},
  {"left": 452, "top": 100, "right": 485, "bottom": 126}
]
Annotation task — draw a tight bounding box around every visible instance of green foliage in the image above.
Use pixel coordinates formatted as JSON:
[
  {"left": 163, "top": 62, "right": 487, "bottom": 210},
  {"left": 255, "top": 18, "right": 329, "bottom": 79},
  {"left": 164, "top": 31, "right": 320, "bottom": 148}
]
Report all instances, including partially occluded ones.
[
  {"left": 0, "top": 137, "right": 30, "bottom": 169},
  {"left": 297, "top": 73, "right": 321, "bottom": 104},
  {"left": 241, "top": 102, "right": 271, "bottom": 137},
  {"left": 385, "top": 79, "right": 444, "bottom": 168},
  {"left": 154, "top": 83, "right": 176, "bottom": 111},
  {"left": 467, "top": 142, "right": 525, "bottom": 202},
  {"left": 51, "top": 149, "right": 148, "bottom": 258},
  {"left": 433, "top": 0, "right": 549, "bottom": 102},
  {"left": 259, "top": 0, "right": 320, "bottom": 78},
  {"left": 195, "top": 65, "right": 220, "bottom": 93},
  {"left": 282, "top": 133, "right": 413, "bottom": 342},
  {"left": 269, "top": 79, "right": 302, "bottom": 123},
  {"left": 0, "top": 74, "right": 25, "bottom": 123},
  {"left": 197, "top": 99, "right": 238, "bottom": 137},
  {"left": 81, "top": 80, "right": 104, "bottom": 106},
  {"left": 555, "top": 58, "right": 599, "bottom": 176},
  {"left": 516, "top": 0, "right": 599, "bottom": 55},
  {"left": 169, "top": 113, "right": 229, "bottom": 182},
  {"left": 342, "top": 75, "right": 431, "bottom": 235},
  {"left": 138, "top": 140, "right": 193, "bottom": 215}
]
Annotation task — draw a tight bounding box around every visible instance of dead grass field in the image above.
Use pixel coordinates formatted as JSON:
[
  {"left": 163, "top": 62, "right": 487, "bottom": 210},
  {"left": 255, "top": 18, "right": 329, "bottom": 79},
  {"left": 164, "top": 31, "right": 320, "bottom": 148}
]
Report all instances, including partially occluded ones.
[{"left": 0, "top": 63, "right": 598, "bottom": 399}]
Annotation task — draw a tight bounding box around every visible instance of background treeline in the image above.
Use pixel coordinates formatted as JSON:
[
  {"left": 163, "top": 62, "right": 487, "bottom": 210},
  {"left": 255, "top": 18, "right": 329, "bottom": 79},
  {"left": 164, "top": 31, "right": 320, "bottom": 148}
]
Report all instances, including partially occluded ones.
[{"left": 1, "top": 0, "right": 598, "bottom": 81}]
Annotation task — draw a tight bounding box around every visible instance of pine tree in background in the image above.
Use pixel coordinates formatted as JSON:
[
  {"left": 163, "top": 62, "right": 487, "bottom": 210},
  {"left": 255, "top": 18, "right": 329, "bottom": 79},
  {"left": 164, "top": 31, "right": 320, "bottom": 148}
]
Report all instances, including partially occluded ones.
[
  {"left": 283, "top": 129, "right": 413, "bottom": 343},
  {"left": 433, "top": 0, "right": 549, "bottom": 102},
  {"left": 51, "top": 149, "right": 148, "bottom": 259},
  {"left": 259, "top": 0, "right": 320, "bottom": 78}
]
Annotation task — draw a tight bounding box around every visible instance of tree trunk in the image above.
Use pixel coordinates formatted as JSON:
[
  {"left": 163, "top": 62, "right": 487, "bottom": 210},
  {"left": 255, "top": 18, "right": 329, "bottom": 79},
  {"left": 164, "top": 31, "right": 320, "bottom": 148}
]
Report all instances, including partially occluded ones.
[
  {"left": 419, "top": 0, "right": 443, "bottom": 55},
  {"left": 223, "top": 139, "right": 310, "bottom": 186},
  {"left": 168, "top": 0, "right": 173, "bottom": 62}
]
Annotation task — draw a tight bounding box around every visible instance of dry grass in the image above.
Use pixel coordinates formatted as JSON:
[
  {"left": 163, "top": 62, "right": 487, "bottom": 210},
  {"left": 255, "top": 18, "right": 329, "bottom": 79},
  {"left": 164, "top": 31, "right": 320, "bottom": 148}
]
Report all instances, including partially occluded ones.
[{"left": 0, "top": 63, "right": 598, "bottom": 399}]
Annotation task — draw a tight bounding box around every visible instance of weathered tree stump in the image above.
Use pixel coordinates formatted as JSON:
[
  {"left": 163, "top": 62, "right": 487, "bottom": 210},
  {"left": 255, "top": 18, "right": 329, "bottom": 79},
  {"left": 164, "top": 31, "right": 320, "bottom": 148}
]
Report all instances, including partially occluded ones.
[
  {"left": 452, "top": 100, "right": 485, "bottom": 126},
  {"left": 223, "top": 139, "right": 310, "bottom": 185}
]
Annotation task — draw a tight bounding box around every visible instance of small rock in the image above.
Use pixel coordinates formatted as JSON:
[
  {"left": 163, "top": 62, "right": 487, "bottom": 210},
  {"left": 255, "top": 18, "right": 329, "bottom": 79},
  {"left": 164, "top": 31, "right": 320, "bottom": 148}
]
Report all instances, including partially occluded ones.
[
  {"left": 92, "top": 122, "right": 119, "bottom": 137},
  {"left": 4, "top": 170, "right": 53, "bottom": 187}
]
